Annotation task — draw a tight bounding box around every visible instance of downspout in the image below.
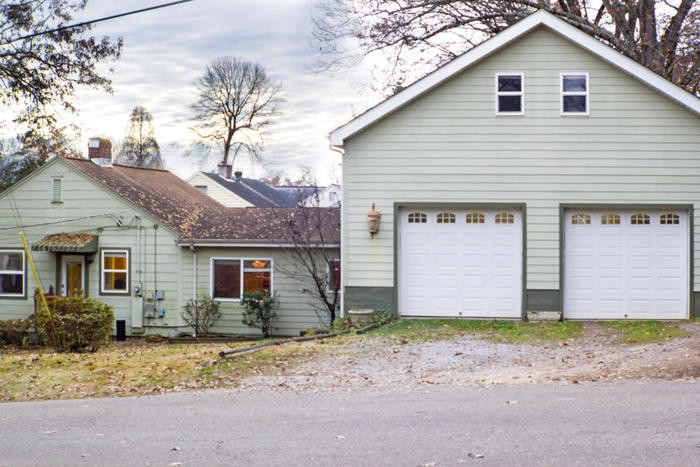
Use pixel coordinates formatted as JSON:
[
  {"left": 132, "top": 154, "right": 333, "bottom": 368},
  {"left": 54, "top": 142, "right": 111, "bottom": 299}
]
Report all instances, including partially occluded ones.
[
  {"left": 190, "top": 241, "right": 197, "bottom": 338},
  {"left": 153, "top": 224, "right": 158, "bottom": 294},
  {"left": 330, "top": 144, "right": 345, "bottom": 317}
]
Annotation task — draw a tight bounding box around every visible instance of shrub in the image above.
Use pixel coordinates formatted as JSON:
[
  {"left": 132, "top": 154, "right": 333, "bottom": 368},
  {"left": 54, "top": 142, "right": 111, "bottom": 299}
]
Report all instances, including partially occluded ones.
[
  {"left": 182, "top": 296, "right": 222, "bottom": 336},
  {"left": 0, "top": 315, "right": 35, "bottom": 346},
  {"left": 35, "top": 296, "right": 114, "bottom": 352},
  {"left": 372, "top": 307, "right": 394, "bottom": 326},
  {"left": 241, "top": 291, "right": 279, "bottom": 338}
]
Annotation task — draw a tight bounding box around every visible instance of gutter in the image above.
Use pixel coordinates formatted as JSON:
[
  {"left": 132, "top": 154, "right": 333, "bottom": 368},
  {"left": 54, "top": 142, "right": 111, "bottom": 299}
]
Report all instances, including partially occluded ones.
[{"left": 176, "top": 239, "right": 340, "bottom": 248}]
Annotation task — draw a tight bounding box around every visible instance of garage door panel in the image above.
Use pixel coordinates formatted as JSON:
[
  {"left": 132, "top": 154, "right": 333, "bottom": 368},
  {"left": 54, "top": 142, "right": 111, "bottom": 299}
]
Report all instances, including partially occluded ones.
[
  {"left": 564, "top": 209, "right": 688, "bottom": 320},
  {"left": 400, "top": 207, "right": 522, "bottom": 318}
]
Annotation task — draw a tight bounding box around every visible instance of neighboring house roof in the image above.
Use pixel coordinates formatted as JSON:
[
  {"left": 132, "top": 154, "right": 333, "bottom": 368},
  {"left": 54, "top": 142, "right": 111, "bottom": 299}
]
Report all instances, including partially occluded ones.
[
  {"left": 329, "top": 10, "right": 700, "bottom": 147},
  {"left": 61, "top": 157, "right": 340, "bottom": 244},
  {"left": 274, "top": 186, "right": 320, "bottom": 205},
  {"left": 201, "top": 172, "right": 295, "bottom": 207}
]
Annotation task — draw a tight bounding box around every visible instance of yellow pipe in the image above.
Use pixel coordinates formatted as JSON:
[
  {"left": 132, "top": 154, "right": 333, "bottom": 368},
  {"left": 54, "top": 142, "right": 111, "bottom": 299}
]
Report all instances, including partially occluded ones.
[{"left": 19, "top": 231, "right": 55, "bottom": 327}]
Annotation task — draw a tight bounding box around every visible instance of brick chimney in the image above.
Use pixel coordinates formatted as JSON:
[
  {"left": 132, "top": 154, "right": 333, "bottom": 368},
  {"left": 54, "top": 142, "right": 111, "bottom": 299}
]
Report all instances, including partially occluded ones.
[
  {"left": 88, "top": 138, "right": 113, "bottom": 167},
  {"left": 217, "top": 163, "right": 232, "bottom": 179}
]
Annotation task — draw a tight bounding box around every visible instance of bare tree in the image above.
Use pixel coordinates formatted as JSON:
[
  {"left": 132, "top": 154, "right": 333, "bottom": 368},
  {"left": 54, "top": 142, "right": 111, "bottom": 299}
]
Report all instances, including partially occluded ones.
[
  {"left": 276, "top": 203, "right": 341, "bottom": 327},
  {"left": 116, "top": 106, "right": 163, "bottom": 168},
  {"left": 0, "top": 0, "right": 122, "bottom": 134},
  {"left": 189, "top": 56, "right": 282, "bottom": 168},
  {"left": 313, "top": 1, "right": 700, "bottom": 95}
]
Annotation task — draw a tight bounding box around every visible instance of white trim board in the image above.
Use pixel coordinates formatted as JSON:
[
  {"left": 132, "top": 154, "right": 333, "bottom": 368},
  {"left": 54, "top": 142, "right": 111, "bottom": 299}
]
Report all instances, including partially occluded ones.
[{"left": 328, "top": 10, "right": 700, "bottom": 147}]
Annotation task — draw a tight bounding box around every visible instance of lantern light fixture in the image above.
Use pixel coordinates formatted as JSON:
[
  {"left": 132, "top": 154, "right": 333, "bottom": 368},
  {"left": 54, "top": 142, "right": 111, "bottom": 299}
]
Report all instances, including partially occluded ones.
[{"left": 367, "top": 203, "right": 381, "bottom": 237}]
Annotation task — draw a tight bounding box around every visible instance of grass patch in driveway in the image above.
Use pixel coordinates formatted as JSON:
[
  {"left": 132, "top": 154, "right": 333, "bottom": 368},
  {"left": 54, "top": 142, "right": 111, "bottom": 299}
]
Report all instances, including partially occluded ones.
[
  {"left": 0, "top": 339, "right": 314, "bottom": 402},
  {"left": 603, "top": 321, "right": 687, "bottom": 344},
  {"left": 366, "top": 319, "right": 581, "bottom": 344}
]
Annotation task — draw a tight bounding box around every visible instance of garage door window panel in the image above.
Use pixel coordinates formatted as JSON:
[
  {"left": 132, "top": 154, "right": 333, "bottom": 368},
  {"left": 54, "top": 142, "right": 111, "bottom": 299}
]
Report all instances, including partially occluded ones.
[
  {"left": 631, "top": 214, "right": 650, "bottom": 225},
  {"left": 465, "top": 213, "right": 485, "bottom": 224},
  {"left": 601, "top": 214, "right": 620, "bottom": 225},
  {"left": 495, "top": 213, "right": 514, "bottom": 224},
  {"left": 408, "top": 212, "right": 427, "bottom": 223},
  {"left": 437, "top": 213, "right": 456, "bottom": 224},
  {"left": 660, "top": 214, "right": 679, "bottom": 225},
  {"left": 571, "top": 214, "right": 590, "bottom": 224}
]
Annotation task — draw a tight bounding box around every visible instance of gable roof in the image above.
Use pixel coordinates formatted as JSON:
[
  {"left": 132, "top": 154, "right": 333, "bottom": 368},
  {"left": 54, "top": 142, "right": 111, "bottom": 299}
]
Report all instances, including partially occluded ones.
[
  {"left": 201, "top": 172, "right": 296, "bottom": 207},
  {"left": 61, "top": 158, "right": 339, "bottom": 243},
  {"left": 329, "top": 10, "right": 700, "bottom": 147},
  {"left": 63, "top": 157, "right": 224, "bottom": 237}
]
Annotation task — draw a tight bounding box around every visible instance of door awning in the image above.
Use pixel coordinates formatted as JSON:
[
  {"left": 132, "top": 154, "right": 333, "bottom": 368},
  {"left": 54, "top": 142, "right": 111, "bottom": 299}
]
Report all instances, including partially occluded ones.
[{"left": 32, "top": 233, "right": 98, "bottom": 253}]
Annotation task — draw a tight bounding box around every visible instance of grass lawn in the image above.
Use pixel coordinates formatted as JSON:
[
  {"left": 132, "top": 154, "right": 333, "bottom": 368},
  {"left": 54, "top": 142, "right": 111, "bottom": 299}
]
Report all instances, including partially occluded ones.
[
  {"left": 364, "top": 319, "right": 582, "bottom": 343},
  {"left": 603, "top": 320, "right": 688, "bottom": 344},
  {"left": 0, "top": 339, "right": 315, "bottom": 402}
]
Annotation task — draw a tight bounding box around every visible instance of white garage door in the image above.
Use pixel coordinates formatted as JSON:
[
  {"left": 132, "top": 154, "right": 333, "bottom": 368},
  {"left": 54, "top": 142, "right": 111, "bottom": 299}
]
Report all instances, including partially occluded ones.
[
  {"left": 399, "top": 208, "right": 522, "bottom": 318},
  {"left": 564, "top": 209, "right": 689, "bottom": 319}
]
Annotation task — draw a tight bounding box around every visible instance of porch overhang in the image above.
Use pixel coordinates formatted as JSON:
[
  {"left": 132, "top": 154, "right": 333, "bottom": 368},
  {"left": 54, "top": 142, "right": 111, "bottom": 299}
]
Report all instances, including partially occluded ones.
[{"left": 32, "top": 233, "right": 98, "bottom": 253}]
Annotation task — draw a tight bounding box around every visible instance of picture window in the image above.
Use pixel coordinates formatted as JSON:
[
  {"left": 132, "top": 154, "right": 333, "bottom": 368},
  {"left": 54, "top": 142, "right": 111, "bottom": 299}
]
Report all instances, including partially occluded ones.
[{"left": 211, "top": 258, "right": 272, "bottom": 300}]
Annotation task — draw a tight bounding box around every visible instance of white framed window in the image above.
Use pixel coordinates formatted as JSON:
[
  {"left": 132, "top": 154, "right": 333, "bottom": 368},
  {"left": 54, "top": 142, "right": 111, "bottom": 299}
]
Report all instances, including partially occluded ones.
[
  {"left": 327, "top": 259, "right": 341, "bottom": 292},
  {"left": 211, "top": 258, "right": 273, "bottom": 301},
  {"left": 408, "top": 212, "right": 427, "bottom": 223},
  {"left": 101, "top": 249, "right": 129, "bottom": 294},
  {"left": 660, "top": 213, "right": 679, "bottom": 225},
  {"left": 0, "top": 250, "right": 25, "bottom": 297},
  {"left": 495, "top": 212, "right": 515, "bottom": 224},
  {"left": 495, "top": 73, "right": 524, "bottom": 114},
  {"left": 571, "top": 214, "right": 591, "bottom": 225},
  {"left": 561, "top": 73, "right": 589, "bottom": 115},
  {"left": 51, "top": 178, "right": 63, "bottom": 203}
]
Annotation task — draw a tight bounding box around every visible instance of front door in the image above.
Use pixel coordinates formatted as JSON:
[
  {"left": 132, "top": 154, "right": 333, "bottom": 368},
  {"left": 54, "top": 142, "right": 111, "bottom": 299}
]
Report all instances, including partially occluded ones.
[{"left": 61, "top": 255, "right": 85, "bottom": 296}]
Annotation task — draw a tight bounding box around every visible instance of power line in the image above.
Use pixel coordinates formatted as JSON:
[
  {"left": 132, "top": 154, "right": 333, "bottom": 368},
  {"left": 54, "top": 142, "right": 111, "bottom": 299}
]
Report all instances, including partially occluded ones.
[
  {"left": 10, "top": 0, "right": 194, "bottom": 43},
  {"left": 0, "top": 212, "right": 131, "bottom": 231}
]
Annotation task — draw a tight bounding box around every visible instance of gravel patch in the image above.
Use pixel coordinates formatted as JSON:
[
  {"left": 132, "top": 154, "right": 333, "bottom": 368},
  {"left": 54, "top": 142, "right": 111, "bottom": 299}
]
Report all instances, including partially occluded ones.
[{"left": 235, "top": 322, "right": 700, "bottom": 393}]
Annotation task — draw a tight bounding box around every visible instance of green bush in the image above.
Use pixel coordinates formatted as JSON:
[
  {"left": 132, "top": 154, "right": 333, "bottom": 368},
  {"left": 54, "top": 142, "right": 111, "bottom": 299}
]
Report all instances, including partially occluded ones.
[
  {"left": 372, "top": 307, "right": 394, "bottom": 326},
  {"left": 35, "top": 296, "right": 114, "bottom": 352},
  {"left": 0, "top": 315, "right": 35, "bottom": 346},
  {"left": 241, "top": 291, "right": 279, "bottom": 338},
  {"left": 182, "top": 295, "right": 222, "bottom": 336}
]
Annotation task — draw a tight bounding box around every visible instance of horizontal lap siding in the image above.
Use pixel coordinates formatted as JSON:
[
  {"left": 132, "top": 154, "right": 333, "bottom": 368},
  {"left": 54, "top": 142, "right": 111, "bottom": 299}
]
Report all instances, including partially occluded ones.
[
  {"left": 0, "top": 160, "right": 183, "bottom": 333},
  {"left": 186, "top": 247, "right": 338, "bottom": 336},
  {"left": 186, "top": 173, "right": 252, "bottom": 207},
  {"left": 343, "top": 27, "right": 700, "bottom": 290}
]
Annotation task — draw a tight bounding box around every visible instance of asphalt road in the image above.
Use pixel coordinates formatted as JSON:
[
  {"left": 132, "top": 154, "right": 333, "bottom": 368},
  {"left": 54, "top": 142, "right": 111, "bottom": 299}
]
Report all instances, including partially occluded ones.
[{"left": 0, "top": 380, "right": 698, "bottom": 466}]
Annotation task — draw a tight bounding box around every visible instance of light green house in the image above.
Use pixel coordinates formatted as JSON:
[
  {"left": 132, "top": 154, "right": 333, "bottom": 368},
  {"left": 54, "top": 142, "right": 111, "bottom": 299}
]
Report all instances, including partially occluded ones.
[
  {"left": 330, "top": 11, "right": 700, "bottom": 321},
  {"left": 0, "top": 147, "right": 339, "bottom": 336}
]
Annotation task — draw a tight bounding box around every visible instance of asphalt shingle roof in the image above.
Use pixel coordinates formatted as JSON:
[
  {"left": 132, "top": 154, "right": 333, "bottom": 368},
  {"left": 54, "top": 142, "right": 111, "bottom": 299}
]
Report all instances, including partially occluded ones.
[
  {"left": 63, "top": 158, "right": 339, "bottom": 243},
  {"left": 202, "top": 172, "right": 295, "bottom": 207}
]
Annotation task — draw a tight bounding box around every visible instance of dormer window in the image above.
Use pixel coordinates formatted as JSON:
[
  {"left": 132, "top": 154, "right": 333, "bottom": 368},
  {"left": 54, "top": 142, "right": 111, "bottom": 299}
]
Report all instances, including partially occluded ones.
[
  {"left": 195, "top": 185, "right": 208, "bottom": 194},
  {"left": 495, "top": 73, "right": 523, "bottom": 114},
  {"left": 561, "top": 73, "right": 589, "bottom": 114}
]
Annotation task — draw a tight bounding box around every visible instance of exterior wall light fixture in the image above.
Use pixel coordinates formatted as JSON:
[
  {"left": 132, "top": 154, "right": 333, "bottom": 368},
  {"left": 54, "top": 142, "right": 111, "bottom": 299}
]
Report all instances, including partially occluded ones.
[{"left": 367, "top": 203, "right": 381, "bottom": 237}]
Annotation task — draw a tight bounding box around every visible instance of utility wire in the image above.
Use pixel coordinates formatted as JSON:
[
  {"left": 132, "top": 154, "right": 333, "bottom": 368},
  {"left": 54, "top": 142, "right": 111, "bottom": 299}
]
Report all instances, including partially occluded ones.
[
  {"left": 10, "top": 0, "right": 194, "bottom": 43},
  {"left": 0, "top": 211, "right": 131, "bottom": 231}
]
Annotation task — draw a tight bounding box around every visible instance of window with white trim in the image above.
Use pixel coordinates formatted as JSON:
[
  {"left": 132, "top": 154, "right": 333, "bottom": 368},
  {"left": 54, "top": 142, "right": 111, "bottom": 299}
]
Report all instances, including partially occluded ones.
[
  {"left": 407, "top": 212, "right": 427, "bottom": 223},
  {"left": 51, "top": 178, "right": 63, "bottom": 203},
  {"left": 561, "top": 73, "right": 589, "bottom": 114},
  {"left": 495, "top": 212, "right": 514, "bottom": 224},
  {"left": 601, "top": 213, "right": 620, "bottom": 225},
  {"left": 465, "top": 212, "right": 485, "bottom": 224},
  {"left": 571, "top": 214, "right": 591, "bottom": 225},
  {"left": 211, "top": 258, "right": 272, "bottom": 300},
  {"left": 495, "top": 73, "right": 523, "bottom": 114},
  {"left": 327, "top": 259, "right": 341, "bottom": 292},
  {"left": 437, "top": 212, "right": 456, "bottom": 223},
  {"left": 0, "top": 250, "right": 25, "bottom": 297},
  {"left": 631, "top": 214, "right": 650, "bottom": 225},
  {"left": 660, "top": 213, "right": 679, "bottom": 225},
  {"left": 101, "top": 250, "right": 129, "bottom": 293}
]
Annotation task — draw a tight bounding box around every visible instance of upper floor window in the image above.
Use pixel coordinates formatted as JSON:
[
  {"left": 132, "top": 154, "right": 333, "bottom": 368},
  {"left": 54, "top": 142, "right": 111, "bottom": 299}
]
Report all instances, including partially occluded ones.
[
  {"left": 407, "top": 212, "right": 427, "bottom": 223},
  {"left": 51, "top": 178, "right": 63, "bottom": 203},
  {"left": 437, "top": 212, "right": 456, "bottom": 224},
  {"left": 495, "top": 73, "right": 523, "bottom": 114},
  {"left": 561, "top": 73, "right": 589, "bottom": 115}
]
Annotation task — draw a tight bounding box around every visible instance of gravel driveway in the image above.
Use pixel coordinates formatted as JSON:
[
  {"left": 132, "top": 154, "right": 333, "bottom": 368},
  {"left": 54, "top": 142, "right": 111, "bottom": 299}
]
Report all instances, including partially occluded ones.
[{"left": 236, "top": 322, "right": 700, "bottom": 392}]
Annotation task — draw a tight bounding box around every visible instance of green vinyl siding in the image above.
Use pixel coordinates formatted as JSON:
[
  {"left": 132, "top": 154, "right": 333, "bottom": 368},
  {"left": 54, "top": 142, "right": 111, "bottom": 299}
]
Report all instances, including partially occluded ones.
[
  {"left": 182, "top": 247, "right": 339, "bottom": 336},
  {"left": 342, "top": 26, "right": 700, "bottom": 296},
  {"left": 0, "top": 159, "right": 184, "bottom": 335}
]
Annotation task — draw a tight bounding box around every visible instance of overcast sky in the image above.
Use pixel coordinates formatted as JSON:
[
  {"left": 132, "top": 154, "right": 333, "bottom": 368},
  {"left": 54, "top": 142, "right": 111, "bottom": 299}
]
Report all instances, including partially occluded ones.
[{"left": 67, "top": 0, "right": 379, "bottom": 183}]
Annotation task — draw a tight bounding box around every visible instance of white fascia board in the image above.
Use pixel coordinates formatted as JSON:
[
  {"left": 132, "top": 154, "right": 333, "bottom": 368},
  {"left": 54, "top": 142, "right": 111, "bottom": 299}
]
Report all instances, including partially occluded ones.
[
  {"left": 329, "top": 10, "right": 700, "bottom": 147},
  {"left": 177, "top": 241, "right": 340, "bottom": 248}
]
